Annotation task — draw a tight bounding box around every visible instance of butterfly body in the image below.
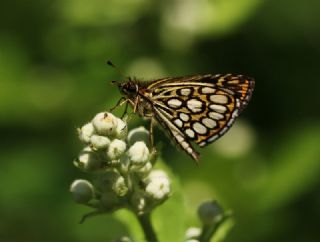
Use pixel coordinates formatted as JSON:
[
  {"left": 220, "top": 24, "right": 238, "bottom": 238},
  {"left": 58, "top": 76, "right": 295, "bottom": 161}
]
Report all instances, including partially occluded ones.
[{"left": 116, "top": 74, "right": 255, "bottom": 161}]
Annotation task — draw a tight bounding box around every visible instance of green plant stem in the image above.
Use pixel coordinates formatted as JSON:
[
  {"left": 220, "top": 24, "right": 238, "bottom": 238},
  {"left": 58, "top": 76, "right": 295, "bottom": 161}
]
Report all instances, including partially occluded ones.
[
  {"left": 199, "top": 214, "right": 231, "bottom": 242},
  {"left": 137, "top": 213, "right": 158, "bottom": 242}
]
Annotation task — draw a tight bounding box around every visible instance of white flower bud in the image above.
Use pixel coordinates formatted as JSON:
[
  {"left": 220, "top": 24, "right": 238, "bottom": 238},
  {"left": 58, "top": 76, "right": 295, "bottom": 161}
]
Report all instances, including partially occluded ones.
[
  {"left": 90, "top": 135, "right": 110, "bottom": 149},
  {"left": 132, "top": 162, "right": 153, "bottom": 177},
  {"left": 185, "top": 227, "right": 201, "bottom": 240},
  {"left": 117, "top": 156, "right": 130, "bottom": 174},
  {"left": 147, "top": 170, "right": 169, "bottom": 182},
  {"left": 70, "top": 179, "right": 94, "bottom": 203},
  {"left": 76, "top": 146, "right": 103, "bottom": 171},
  {"left": 107, "top": 139, "right": 126, "bottom": 160},
  {"left": 127, "top": 126, "right": 150, "bottom": 147},
  {"left": 113, "top": 175, "right": 128, "bottom": 197},
  {"left": 197, "top": 200, "right": 224, "bottom": 225},
  {"left": 78, "top": 122, "right": 95, "bottom": 143},
  {"left": 96, "top": 171, "right": 128, "bottom": 196},
  {"left": 92, "top": 112, "right": 118, "bottom": 136},
  {"left": 145, "top": 170, "right": 170, "bottom": 200},
  {"left": 128, "top": 141, "right": 150, "bottom": 166},
  {"left": 115, "top": 118, "right": 128, "bottom": 139}
]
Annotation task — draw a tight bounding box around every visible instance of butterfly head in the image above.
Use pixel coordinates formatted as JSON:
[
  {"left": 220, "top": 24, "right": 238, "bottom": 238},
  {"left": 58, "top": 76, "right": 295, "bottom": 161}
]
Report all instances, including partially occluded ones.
[{"left": 112, "top": 80, "right": 138, "bottom": 97}]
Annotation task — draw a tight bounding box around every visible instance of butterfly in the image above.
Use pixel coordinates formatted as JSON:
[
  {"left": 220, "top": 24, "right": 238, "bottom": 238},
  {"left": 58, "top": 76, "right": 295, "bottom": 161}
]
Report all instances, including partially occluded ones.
[{"left": 112, "top": 72, "right": 254, "bottom": 162}]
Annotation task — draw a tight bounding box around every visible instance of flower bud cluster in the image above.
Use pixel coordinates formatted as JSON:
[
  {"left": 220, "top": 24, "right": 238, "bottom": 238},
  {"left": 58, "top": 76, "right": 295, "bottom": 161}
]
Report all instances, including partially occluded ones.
[{"left": 71, "top": 111, "right": 171, "bottom": 217}]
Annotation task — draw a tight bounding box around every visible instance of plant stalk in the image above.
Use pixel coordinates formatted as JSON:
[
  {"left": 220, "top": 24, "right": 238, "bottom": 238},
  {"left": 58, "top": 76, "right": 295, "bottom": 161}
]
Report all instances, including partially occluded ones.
[
  {"left": 137, "top": 213, "right": 158, "bottom": 242},
  {"left": 199, "top": 214, "right": 231, "bottom": 242}
]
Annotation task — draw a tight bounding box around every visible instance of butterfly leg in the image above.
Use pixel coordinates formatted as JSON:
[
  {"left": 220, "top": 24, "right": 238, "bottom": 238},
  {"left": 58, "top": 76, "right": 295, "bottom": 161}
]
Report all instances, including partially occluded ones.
[
  {"left": 149, "top": 118, "right": 155, "bottom": 148},
  {"left": 121, "top": 101, "right": 129, "bottom": 119},
  {"left": 133, "top": 96, "right": 140, "bottom": 113},
  {"left": 110, "top": 98, "right": 136, "bottom": 120},
  {"left": 121, "top": 99, "right": 136, "bottom": 122},
  {"left": 109, "top": 97, "right": 126, "bottom": 112}
]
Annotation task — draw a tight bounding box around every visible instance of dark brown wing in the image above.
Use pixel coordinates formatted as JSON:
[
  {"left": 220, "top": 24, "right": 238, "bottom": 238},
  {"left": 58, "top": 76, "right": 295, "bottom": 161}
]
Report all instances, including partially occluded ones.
[{"left": 140, "top": 74, "right": 254, "bottom": 160}]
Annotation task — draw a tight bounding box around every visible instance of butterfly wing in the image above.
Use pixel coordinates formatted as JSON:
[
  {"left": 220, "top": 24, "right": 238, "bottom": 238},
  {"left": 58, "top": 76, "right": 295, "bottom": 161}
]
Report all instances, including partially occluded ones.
[{"left": 139, "top": 74, "right": 254, "bottom": 160}]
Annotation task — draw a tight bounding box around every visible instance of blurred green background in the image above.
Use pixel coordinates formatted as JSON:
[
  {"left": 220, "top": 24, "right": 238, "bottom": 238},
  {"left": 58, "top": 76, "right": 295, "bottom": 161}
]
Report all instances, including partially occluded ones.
[{"left": 1, "top": 0, "right": 320, "bottom": 241}]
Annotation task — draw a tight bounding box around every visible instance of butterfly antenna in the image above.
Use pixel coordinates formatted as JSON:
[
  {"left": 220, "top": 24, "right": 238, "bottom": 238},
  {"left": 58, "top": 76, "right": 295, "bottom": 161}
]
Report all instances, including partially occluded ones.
[{"left": 106, "top": 60, "right": 128, "bottom": 80}]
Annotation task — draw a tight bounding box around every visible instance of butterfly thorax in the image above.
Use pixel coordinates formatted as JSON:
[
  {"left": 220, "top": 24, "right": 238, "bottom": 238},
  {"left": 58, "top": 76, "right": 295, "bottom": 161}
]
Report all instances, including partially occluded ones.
[
  {"left": 119, "top": 80, "right": 138, "bottom": 97},
  {"left": 119, "top": 80, "right": 154, "bottom": 118}
]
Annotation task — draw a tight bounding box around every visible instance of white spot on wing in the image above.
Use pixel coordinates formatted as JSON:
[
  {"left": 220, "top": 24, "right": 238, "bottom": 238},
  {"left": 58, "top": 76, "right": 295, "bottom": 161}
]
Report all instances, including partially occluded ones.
[
  {"left": 202, "top": 118, "right": 217, "bottom": 128},
  {"left": 185, "top": 128, "right": 195, "bottom": 138},
  {"left": 201, "top": 87, "right": 216, "bottom": 94},
  {"left": 180, "top": 88, "right": 191, "bottom": 96},
  {"left": 236, "top": 99, "right": 241, "bottom": 108},
  {"left": 181, "top": 141, "right": 189, "bottom": 149},
  {"left": 208, "top": 134, "right": 219, "bottom": 142},
  {"left": 173, "top": 119, "right": 183, "bottom": 127},
  {"left": 199, "top": 141, "right": 206, "bottom": 147},
  {"left": 193, "top": 122, "right": 207, "bottom": 134},
  {"left": 232, "top": 109, "right": 239, "bottom": 118},
  {"left": 168, "top": 98, "right": 182, "bottom": 108},
  {"left": 209, "top": 104, "right": 227, "bottom": 113},
  {"left": 176, "top": 134, "right": 184, "bottom": 143},
  {"left": 179, "top": 113, "right": 190, "bottom": 122},
  {"left": 210, "top": 95, "right": 228, "bottom": 104},
  {"left": 187, "top": 99, "right": 203, "bottom": 113},
  {"left": 220, "top": 127, "right": 229, "bottom": 135},
  {"left": 209, "top": 112, "right": 224, "bottom": 120}
]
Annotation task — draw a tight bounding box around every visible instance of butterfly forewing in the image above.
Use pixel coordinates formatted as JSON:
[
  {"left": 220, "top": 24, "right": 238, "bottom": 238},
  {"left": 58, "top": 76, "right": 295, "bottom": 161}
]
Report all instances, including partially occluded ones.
[{"left": 123, "top": 74, "right": 254, "bottom": 161}]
